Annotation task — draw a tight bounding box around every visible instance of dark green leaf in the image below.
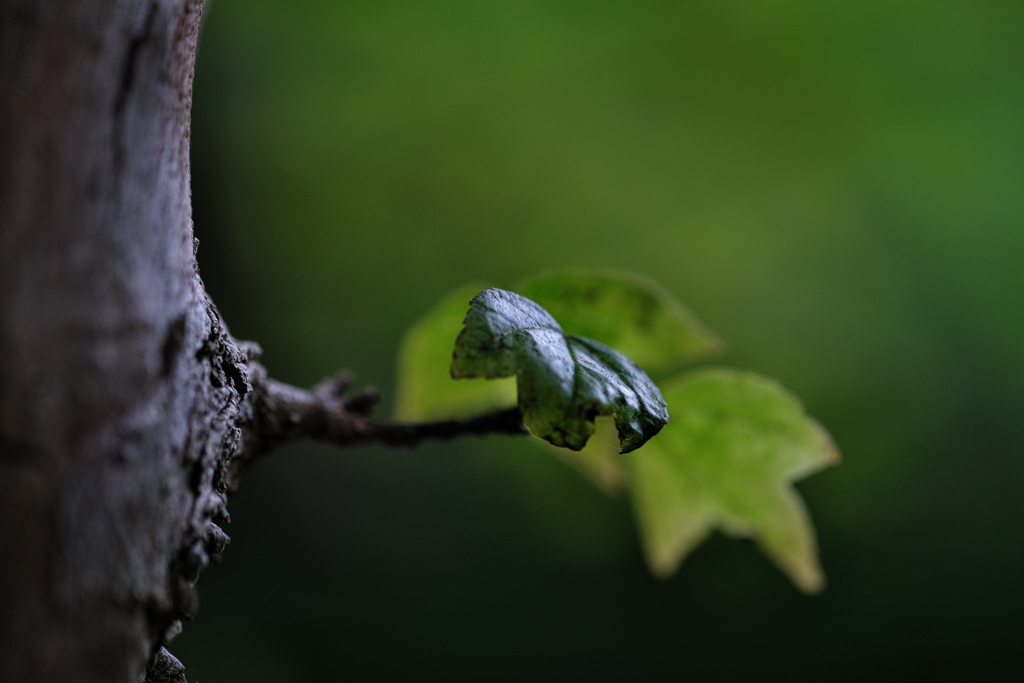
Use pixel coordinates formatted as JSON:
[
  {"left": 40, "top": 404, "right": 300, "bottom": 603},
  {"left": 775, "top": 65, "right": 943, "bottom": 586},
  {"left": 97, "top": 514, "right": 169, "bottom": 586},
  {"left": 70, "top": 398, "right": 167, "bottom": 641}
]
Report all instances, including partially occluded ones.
[{"left": 451, "top": 288, "right": 668, "bottom": 453}]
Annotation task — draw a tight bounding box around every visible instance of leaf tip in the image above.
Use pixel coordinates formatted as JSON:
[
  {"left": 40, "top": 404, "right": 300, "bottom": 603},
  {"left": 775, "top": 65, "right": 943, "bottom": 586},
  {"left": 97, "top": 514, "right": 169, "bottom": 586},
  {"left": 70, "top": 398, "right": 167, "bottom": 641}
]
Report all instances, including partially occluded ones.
[
  {"left": 790, "top": 563, "right": 827, "bottom": 595},
  {"left": 819, "top": 425, "right": 843, "bottom": 467},
  {"left": 649, "top": 557, "right": 679, "bottom": 580}
]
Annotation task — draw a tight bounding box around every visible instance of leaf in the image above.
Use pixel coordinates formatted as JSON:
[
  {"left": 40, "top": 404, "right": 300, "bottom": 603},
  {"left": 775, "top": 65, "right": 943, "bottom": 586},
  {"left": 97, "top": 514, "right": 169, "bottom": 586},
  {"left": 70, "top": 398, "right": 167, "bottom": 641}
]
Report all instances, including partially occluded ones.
[
  {"left": 451, "top": 288, "right": 668, "bottom": 453},
  {"left": 517, "top": 268, "right": 723, "bottom": 375},
  {"left": 394, "top": 283, "right": 516, "bottom": 421},
  {"left": 627, "top": 368, "right": 840, "bottom": 593},
  {"left": 516, "top": 268, "right": 723, "bottom": 494},
  {"left": 539, "top": 416, "right": 627, "bottom": 494}
]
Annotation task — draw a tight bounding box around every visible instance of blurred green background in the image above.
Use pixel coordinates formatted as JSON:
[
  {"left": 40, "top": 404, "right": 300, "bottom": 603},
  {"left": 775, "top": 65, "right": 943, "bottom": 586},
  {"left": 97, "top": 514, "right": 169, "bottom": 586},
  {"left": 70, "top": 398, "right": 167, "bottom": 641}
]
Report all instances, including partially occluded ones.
[{"left": 177, "top": 0, "right": 1024, "bottom": 679}]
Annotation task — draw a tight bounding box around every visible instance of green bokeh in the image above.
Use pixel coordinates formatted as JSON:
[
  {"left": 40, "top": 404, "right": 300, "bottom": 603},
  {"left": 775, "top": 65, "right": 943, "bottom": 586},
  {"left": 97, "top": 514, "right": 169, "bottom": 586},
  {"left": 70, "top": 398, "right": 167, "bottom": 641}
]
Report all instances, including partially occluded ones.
[{"left": 181, "top": 0, "right": 1024, "bottom": 679}]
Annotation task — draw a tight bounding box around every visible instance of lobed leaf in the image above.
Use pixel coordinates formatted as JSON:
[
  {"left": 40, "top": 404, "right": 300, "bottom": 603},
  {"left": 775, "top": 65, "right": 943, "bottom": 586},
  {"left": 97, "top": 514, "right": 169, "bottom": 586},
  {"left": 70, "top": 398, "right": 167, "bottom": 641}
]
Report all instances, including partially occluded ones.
[
  {"left": 517, "top": 269, "right": 723, "bottom": 375},
  {"left": 514, "top": 269, "right": 722, "bottom": 492},
  {"left": 628, "top": 368, "right": 839, "bottom": 593},
  {"left": 451, "top": 288, "right": 668, "bottom": 453},
  {"left": 538, "top": 417, "right": 627, "bottom": 495},
  {"left": 394, "top": 283, "right": 516, "bottom": 421}
]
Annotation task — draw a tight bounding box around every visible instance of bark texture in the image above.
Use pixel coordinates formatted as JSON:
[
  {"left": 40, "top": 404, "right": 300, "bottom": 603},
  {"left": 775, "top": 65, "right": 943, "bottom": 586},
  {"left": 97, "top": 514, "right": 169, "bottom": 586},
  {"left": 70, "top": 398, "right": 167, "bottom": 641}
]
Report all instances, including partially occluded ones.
[
  {"left": 0, "top": 1, "right": 238, "bottom": 681},
  {"left": 0, "top": 3, "right": 528, "bottom": 681}
]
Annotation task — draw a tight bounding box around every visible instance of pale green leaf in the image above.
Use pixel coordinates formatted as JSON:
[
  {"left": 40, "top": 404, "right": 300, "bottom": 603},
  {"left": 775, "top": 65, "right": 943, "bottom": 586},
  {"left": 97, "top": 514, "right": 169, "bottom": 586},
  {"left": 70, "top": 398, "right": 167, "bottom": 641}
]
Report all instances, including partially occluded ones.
[
  {"left": 451, "top": 288, "right": 668, "bottom": 453},
  {"left": 394, "top": 283, "right": 516, "bottom": 421},
  {"left": 517, "top": 268, "right": 723, "bottom": 375},
  {"left": 628, "top": 368, "right": 840, "bottom": 593},
  {"left": 539, "top": 417, "right": 626, "bottom": 495}
]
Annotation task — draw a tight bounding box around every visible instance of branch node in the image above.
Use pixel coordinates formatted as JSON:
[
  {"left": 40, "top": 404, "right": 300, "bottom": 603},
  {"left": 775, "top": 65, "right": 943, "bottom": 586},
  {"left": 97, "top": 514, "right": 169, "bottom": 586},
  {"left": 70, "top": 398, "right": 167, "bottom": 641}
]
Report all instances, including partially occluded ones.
[
  {"left": 313, "top": 370, "right": 352, "bottom": 399},
  {"left": 343, "top": 385, "right": 381, "bottom": 415}
]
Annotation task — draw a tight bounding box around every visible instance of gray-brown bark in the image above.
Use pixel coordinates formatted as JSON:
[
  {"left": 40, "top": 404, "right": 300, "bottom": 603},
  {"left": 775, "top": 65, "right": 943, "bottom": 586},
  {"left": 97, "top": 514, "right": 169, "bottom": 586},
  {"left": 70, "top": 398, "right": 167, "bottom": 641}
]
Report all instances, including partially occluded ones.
[
  {"left": 0, "top": 1, "right": 239, "bottom": 680},
  {"left": 0, "top": 3, "right": 528, "bottom": 681}
]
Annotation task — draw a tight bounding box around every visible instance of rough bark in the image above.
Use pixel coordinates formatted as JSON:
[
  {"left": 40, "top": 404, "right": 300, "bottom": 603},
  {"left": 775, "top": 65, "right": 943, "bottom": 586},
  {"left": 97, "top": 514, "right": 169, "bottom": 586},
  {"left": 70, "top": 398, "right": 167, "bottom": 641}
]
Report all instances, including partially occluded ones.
[
  {"left": 0, "top": 3, "right": 527, "bottom": 682},
  {"left": 0, "top": 1, "right": 240, "bottom": 681}
]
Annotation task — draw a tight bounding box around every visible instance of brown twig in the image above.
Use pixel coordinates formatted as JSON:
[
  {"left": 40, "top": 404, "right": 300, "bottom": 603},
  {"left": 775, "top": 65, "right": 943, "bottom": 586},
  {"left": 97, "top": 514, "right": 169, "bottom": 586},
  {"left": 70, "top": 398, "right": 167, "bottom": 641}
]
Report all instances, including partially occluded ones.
[{"left": 245, "top": 371, "right": 526, "bottom": 459}]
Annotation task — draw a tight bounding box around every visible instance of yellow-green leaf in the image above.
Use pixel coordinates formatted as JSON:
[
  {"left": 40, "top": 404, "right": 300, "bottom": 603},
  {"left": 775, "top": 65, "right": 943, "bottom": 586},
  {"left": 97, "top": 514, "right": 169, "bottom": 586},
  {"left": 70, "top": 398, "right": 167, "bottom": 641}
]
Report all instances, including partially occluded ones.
[
  {"left": 517, "top": 268, "right": 723, "bottom": 376},
  {"left": 628, "top": 368, "right": 840, "bottom": 593},
  {"left": 394, "top": 283, "right": 516, "bottom": 420},
  {"left": 542, "top": 417, "right": 626, "bottom": 495}
]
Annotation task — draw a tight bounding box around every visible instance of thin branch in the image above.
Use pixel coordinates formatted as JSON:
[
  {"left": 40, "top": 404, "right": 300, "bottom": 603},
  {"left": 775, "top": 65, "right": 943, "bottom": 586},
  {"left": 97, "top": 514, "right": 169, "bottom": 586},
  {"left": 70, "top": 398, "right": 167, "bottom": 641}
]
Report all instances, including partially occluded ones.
[{"left": 245, "top": 371, "right": 527, "bottom": 458}]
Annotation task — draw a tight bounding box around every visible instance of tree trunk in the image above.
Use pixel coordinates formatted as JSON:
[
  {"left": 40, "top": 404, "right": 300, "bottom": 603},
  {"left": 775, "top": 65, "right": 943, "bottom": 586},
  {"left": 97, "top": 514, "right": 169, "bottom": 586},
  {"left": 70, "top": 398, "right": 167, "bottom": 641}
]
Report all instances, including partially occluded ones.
[
  {"left": 0, "top": 3, "right": 533, "bottom": 679},
  {"left": 0, "top": 1, "right": 241, "bottom": 680}
]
